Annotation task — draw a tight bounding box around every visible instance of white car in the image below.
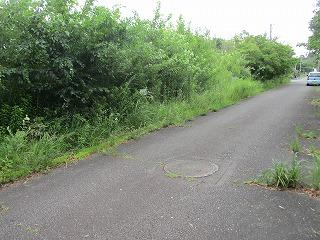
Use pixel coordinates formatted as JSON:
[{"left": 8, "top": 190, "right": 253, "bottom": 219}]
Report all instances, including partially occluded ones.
[{"left": 307, "top": 72, "right": 320, "bottom": 86}]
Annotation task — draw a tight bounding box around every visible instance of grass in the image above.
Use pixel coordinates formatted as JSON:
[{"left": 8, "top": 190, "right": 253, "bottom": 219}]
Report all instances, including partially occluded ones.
[
  {"left": 256, "top": 157, "right": 301, "bottom": 189},
  {"left": 311, "top": 155, "right": 320, "bottom": 189},
  {"left": 307, "top": 147, "right": 320, "bottom": 190},
  {"left": 300, "top": 130, "right": 318, "bottom": 139},
  {"left": 296, "top": 127, "right": 318, "bottom": 139},
  {"left": 262, "top": 76, "right": 291, "bottom": 90},
  {"left": 0, "top": 77, "right": 290, "bottom": 185},
  {"left": 307, "top": 146, "right": 320, "bottom": 157},
  {"left": 290, "top": 137, "right": 301, "bottom": 153},
  {"left": 164, "top": 171, "right": 182, "bottom": 179},
  {"left": 252, "top": 136, "right": 319, "bottom": 191}
]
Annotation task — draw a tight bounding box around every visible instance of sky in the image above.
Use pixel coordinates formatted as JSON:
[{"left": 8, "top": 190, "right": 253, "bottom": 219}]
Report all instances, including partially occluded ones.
[{"left": 93, "top": 0, "right": 317, "bottom": 56}]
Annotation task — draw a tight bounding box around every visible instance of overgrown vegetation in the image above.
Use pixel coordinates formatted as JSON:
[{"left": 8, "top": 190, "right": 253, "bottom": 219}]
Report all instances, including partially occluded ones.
[
  {"left": 0, "top": 0, "right": 295, "bottom": 184},
  {"left": 299, "top": 53, "right": 317, "bottom": 73},
  {"left": 236, "top": 32, "right": 296, "bottom": 81}
]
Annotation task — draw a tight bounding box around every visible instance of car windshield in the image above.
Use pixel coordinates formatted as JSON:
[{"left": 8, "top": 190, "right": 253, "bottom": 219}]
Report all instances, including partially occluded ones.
[{"left": 309, "top": 72, "right": 320, "bottom": 77}]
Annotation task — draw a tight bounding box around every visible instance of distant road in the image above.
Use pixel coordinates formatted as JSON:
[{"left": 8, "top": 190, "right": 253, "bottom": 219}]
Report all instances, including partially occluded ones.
[{"left": 1, "top": 78, "right": 319, "bottom": 240}]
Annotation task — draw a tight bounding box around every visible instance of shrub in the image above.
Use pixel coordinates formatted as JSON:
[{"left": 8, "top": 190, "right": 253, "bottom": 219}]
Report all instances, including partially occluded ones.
[
  {"left": 236, "top": 34, "right": 296, "bottom": 81},
  {"left": 0, "top": 0, "right": 295, "bottom": 132}
]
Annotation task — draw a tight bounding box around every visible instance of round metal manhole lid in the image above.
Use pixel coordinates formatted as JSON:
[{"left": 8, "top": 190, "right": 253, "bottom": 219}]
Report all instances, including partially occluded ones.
[{"left": 163, "top": 159, "right": 218, "bottom": 178}]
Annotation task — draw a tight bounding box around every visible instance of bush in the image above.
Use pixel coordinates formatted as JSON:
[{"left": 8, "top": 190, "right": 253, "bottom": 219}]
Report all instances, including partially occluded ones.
[
  {"left": 236, "top": 34, "right": 296, "bottom": 81},
  {"left": 0, "top": 0, "right": 294, "bottom": 130}
]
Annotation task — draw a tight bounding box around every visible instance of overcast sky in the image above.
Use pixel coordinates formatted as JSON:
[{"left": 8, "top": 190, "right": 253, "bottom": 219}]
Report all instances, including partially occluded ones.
[{"left": 94, "top": 0, "right": 317, "bottom": 56}]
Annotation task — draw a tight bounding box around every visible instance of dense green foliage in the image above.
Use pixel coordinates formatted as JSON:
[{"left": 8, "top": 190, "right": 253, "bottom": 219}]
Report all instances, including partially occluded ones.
[
  {"left": 0, "top": 0, "right": 295, "bottom": 184},
  {"left": 298, "top": 53, "right": 317, "bottom": 73},
  {"left": 236, "top": 34, "right": 296, "bottom": 80},
  {"left": 309, "top": 1, "right": 320, "bottom": 56},
  {"left": 0, "top": 0, "right": 236, "bottom": 132}
]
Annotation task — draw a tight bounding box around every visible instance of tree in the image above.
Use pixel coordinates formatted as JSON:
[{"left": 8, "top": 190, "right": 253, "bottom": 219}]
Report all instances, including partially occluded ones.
[
  {"left": 237, "top": 35, "right": 295, "bottom": 80},
  {"left": 309, "top": 1, "right": 320, "bottom": 56}
]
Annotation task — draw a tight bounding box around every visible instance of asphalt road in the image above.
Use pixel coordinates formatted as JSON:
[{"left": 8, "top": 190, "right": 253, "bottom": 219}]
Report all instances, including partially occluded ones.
[{"left": 1, "top": 78, "right": 320, "bottom": 240}]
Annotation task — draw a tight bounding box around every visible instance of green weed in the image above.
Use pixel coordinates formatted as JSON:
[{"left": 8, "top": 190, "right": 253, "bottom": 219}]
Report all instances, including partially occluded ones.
[
  {"left": 164, "top": 171, "right": 181, "bottom": 179},
  {"left": 262, "top": 77, "right": 291, "bottom": 90},
  {"left": 296, "top": 127, "right": 318, "bottom": 139},
  {"left": 257, "top": 157, "right": 301, "bottom": 188},
  {"left": 308, "top": 146, "right": 320, "bottom": 157},
  {"left": 311, "top": 156, "right": 320, "bottom": 189},
  {"left": 290, "top": 138, "right": 301, "bottom": 153}
]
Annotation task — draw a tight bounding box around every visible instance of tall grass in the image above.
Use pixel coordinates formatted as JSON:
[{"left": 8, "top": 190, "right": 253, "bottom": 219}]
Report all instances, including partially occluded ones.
[
  {"left": 262, "top": 76, "right": 291, "bottom": 90},
  {"left": 0, "top": 131, "right": 65, "bottom": 183}
]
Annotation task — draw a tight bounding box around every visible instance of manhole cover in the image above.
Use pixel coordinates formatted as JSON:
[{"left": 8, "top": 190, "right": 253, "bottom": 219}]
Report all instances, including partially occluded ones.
[{"left": 163, "top": 159, "right": 218, "bottom": 178}]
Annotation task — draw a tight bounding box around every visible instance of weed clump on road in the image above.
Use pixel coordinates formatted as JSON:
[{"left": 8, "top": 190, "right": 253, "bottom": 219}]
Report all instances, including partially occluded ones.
[
  {"left": 290, "top": 138, "right": 301, "bottom": 153},
  {"left": 296, "top": 127, "right": 318, "bottom": 139},
  {"left": 256, "top": 157, "right": 301, "bottom": 189},
  {"left": 311, "top": 155, "right": 320, "bottom": 189}
]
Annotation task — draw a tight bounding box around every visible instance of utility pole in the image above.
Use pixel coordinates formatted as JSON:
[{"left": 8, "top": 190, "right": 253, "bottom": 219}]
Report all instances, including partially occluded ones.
[{"left": 269, "top": 24, "right": 272, "bottom": 40}]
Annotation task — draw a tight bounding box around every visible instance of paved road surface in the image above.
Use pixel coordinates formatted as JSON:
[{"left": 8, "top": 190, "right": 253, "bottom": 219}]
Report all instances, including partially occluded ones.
[{"left": 1, "top": 78, "right": 320, "bottom": 240}]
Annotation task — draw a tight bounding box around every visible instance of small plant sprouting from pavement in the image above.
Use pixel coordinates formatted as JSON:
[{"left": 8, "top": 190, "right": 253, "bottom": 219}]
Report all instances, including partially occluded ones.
[
  {"left": 296, "top": 127, "right": 318, "bottom": 139},
  {"left": 255, "top": 156, "right": 301, "bottom": 189},
  {"left": 307, "top": 146, "right": 320, "bottom": 157},
  {"left": 16, "top": 223, "right": 39, "bottom": 235},
  {"left": 290, "top": 137, "right": 301, "bottom": 153},
  {"left": 311, "top": 155, "right": 320, "bottom": 190},
  {"left": 0, "top": 203, "right": 9, "bottom": 213},
  {"left": 185, "top": 176, "right": 196, "bottom": 182},
  {"left": 164, "top": 171, "right": 181, "bottom": 179},
  {"left": 303, "top": 131, "right": 318, "bottom": 139},
  {"left": 306, "top": 146, "right": 320, "bottom": 190},
  {"left": 164, "top": 171, "right": 196, "bottom": 181}
]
